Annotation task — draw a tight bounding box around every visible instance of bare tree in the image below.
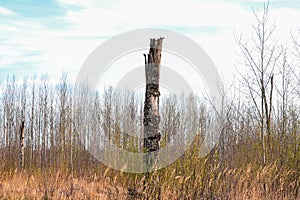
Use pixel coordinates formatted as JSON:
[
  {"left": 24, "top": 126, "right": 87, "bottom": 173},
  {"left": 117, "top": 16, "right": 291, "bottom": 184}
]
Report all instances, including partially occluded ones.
[
  {"left": 57, "top": 72, "right": 69, "bottom": 167},
  {"left": 292, "top": 31, "right": 300, "bottom": 96},
  {"left": 3, "top": 75, "right": 17, "bottom": 168},
  {"left": 275, "top": 47, "right": 297, "bottom": 166},
  {"left": 19, "top": 78, "right": 27, "bottom": 169},
  {"left": 235, "top": 3, "right": 281, "bottom": 167},
  {"left": 29, "top": 76, "right": 36, "bottom": 167}
]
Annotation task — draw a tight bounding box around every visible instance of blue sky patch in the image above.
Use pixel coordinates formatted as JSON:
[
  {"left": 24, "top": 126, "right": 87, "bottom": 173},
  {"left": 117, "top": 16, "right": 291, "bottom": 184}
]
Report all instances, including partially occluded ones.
[{"left": 0, "top": 0, "right": 66, "bottom": 18}]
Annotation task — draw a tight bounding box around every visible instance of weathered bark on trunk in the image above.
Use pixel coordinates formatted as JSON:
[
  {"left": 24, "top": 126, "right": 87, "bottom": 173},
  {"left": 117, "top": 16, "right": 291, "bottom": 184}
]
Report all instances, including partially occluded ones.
[
  {"left": 20, "top": 116, "right": 25, "bottom": 169},
  {"left": 143, "top": 37, "right": 163, "bottom": 170}
]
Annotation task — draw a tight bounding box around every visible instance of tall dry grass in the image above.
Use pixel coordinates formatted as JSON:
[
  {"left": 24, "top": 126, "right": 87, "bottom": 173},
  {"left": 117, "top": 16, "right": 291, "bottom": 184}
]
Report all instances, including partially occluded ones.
[{"left": 1, "top": 145, "right": 299, "bottom": 200}]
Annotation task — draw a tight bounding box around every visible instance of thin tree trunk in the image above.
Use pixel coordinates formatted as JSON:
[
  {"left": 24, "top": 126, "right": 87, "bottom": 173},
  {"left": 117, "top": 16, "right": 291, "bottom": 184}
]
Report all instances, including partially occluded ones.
[{"left": 20, "top": 116, "right": 25, "bottom": 170}]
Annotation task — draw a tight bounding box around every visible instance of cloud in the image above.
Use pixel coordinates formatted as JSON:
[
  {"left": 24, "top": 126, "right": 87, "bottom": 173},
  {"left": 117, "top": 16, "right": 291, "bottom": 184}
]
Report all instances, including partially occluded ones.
[
  {"left": 56, "top": 0, "right": 253, "bottom": 35},
  {"left": 0, "top": 0, "right": 300, "bottom": 84},
  {"left": 0, "top": 7, "right": 15, "bottom": 15}
]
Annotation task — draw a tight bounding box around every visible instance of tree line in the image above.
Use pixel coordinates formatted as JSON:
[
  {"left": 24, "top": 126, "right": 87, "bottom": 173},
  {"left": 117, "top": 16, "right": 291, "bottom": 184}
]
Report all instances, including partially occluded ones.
[{"left": 0, "top": 4, "right": 299, "bottom": 181}]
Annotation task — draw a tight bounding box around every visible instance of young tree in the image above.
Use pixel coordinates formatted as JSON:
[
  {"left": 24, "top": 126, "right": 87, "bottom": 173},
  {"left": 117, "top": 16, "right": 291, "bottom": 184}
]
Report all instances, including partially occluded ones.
[
  {"left": 19, "top": 78, "right": 27, "bottom": 169},
  {"left": 292, "top": 31, "right": 300, "bottom": 96},
  {"left": 276, "top": 47, "right": 296, "bottom": 166},
  {"left": 236, "top": 3, "right": 280, "bottom": 167}
]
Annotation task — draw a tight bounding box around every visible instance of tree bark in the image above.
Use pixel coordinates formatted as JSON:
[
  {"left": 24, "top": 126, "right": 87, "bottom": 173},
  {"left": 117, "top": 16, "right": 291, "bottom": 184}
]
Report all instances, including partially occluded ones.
[
  {"left": 20, "top": 116, "right": 25, "bottom": 170},
  {"left": 143, "top": 37, "right": 163, "bottom": 170}
]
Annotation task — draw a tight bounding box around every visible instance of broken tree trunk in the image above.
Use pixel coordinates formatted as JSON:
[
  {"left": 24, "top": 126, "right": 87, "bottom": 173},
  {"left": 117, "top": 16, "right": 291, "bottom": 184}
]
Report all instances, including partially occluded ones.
[{"left": 143, "top": 37, "right": 163, "bottom": 171}]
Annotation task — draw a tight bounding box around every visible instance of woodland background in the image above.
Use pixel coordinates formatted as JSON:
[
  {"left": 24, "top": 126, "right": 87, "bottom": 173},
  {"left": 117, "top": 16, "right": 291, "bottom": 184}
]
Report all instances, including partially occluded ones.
[{"left": 0, "top": 5, "right": 299, "bottom": 200}]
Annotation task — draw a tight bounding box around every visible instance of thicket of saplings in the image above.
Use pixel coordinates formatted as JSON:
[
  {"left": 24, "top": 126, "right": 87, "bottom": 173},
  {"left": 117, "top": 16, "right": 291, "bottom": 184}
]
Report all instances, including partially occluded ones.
[{"left": 0, "top": 72, "right": 299, "bottom": 199}]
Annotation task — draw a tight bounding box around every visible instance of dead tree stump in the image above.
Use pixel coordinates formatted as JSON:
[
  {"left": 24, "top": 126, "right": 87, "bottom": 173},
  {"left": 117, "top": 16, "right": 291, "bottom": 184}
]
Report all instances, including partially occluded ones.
[{"left": 143, "top": 37, "right": 163, "bottom": 171}]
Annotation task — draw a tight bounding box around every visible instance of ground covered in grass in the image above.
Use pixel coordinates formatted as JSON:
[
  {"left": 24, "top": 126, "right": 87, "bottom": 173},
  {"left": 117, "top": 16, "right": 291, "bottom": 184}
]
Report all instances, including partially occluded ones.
[{"left": 0, "top": 161, "right": 299, "bottom": 200}]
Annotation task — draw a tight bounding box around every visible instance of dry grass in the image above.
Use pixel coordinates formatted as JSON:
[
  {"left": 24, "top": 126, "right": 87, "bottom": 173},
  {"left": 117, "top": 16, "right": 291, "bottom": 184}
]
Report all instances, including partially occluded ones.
[
  {"left": 0, "top": 170, "right": 127, "bottom": 199},
  {"left": 0, "top": 162, "right": 299, "bottom": 200}
]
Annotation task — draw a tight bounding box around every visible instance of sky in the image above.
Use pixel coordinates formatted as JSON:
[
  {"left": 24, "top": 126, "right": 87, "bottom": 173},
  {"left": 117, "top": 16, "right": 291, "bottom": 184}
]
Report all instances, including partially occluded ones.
[{"left": 0, "top": 0, "right": 300, "bottom": 88}]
